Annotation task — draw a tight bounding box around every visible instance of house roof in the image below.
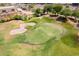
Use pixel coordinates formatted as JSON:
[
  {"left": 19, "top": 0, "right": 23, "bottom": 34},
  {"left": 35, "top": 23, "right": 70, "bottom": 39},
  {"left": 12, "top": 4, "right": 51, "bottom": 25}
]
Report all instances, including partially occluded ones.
[{"left": 0, "top": 6, "right": 16, "bottom": 10}]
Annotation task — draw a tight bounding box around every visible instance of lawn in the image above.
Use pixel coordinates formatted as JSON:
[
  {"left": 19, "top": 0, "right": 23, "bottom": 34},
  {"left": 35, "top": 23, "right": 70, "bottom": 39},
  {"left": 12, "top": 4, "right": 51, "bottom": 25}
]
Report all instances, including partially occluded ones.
[{"left": 0, "top": 17, "right": 79, "bottom": 56}]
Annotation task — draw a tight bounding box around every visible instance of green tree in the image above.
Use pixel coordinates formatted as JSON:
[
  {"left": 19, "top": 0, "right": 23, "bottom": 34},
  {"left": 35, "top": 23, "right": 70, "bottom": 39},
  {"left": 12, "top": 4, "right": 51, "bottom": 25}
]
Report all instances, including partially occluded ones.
[
  {"left": 34, "top": 8, "right": 43, "bottom": 17},
  {"left": 43, "top": 4, "right": 63, "bottom": 15},
  {"left": 52, "top": 4, "right": 63, "bottom": 14},
  {"left": 43, "top": 4, "right": 53, "bottom": 14},
  {"left": 12, "top": 15, "right": 23, "bottom": 20},
  {"left": 72, "top": 9, "right": 79, "bottom": 22},
  {"left": 72, "top": 9, "right": 79, "bottom": 18},
  {"left": 58, "top": 7, "right": 72, "bottom": 23},
  {"left": 60, "top": 7, "right": 73, "bottom": 17}
]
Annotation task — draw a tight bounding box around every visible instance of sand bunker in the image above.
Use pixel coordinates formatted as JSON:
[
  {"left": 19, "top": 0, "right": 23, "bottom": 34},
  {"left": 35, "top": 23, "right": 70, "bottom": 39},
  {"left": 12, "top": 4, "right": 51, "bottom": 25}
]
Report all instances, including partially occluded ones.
[
  {"left": 10, "top": 23, "right": 27, "bottom": 35},
  {"left": 10, "top": 22, "right": 36, "bottom": 35},
  {"left": 10, "top": 28, "right": 27, "bottom": 35}
]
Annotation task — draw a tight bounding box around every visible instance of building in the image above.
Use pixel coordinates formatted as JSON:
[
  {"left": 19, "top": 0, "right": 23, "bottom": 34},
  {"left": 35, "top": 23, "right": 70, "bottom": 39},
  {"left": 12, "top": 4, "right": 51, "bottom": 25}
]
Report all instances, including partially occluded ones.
[
  {"left": 0, "top": 6, "right": 18, "bottom": 21},
  {"left": 0, "top": 5, "right": 34, "bottom": 21}
]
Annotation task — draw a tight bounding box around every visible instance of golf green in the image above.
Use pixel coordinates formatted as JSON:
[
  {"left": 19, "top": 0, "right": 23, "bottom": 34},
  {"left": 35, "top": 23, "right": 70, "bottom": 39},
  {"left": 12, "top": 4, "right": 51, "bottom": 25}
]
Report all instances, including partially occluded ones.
[{"left": 23, "top": 23, "right": 66, "bottom": 44}]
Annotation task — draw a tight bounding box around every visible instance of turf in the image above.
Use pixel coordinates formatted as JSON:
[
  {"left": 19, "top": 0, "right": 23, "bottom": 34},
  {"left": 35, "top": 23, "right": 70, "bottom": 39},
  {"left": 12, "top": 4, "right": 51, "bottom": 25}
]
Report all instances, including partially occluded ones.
[{"left": 0, "top": 17, "right": 78, "bottom": 56}]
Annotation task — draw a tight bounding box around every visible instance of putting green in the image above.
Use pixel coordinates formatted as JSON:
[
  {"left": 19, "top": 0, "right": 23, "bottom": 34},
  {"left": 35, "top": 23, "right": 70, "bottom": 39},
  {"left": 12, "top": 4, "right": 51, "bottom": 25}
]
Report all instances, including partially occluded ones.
[{"left": 23, "top": 23, "right": 66, "bottom": 44}]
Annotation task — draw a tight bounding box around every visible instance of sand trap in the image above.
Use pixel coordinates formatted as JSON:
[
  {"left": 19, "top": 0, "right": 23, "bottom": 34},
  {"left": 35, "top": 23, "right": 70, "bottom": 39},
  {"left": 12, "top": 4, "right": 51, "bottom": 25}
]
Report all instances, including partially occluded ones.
[
  {"left": 10, "top": 23, "right": 27, "bottom": 35},
  {"left": 10, "top": 22, "right": 36, "bottom": 35},
  {"left": 10, "top": 28, "right": 27, "bottom": 35}
]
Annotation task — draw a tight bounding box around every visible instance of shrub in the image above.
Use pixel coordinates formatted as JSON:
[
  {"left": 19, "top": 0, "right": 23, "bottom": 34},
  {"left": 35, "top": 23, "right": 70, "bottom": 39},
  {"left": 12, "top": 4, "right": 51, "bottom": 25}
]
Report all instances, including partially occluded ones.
[
  {"left": 43, "top": 4, "right": 53, "bottom": 14},
  {"left": 21, "top": 16, "right": 27, "bottom": 21},
  {"left": 34, "top": 8, "right": 43, "bottom": 17},
  {"left": 60, "top": 8, "right": 73, "bottom": 16},
  {"left": 52, "top": 4, "right": 63, "bottom": 14},
  {"left": 0, "top": 19, "right": 5, "bottom": 23},
  {"left": 72, "top": 9, "right": 79, "bottom": 18},
  {"left": 12, "top": 15, "right": 23, "bottom": 20}
]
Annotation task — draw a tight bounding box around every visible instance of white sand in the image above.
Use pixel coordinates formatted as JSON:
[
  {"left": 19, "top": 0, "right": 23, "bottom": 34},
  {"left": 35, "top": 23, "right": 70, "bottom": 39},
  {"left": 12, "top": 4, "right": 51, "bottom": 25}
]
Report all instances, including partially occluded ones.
[
  {"left": 10, "top": 22, "right": 36, "bottom": 35},
  {"left": 10, "top": 23, "right": 27, "bottom": 35},
  {"left": 10, "top": 28, "right": 27, "bottom": 35}
]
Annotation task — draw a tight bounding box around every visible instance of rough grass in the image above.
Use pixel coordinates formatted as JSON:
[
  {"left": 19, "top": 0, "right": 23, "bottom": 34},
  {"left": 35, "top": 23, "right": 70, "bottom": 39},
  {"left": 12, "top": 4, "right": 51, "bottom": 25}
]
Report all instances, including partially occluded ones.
[{"left": 0, "top": 17, "right": 79, "bottom": 56}]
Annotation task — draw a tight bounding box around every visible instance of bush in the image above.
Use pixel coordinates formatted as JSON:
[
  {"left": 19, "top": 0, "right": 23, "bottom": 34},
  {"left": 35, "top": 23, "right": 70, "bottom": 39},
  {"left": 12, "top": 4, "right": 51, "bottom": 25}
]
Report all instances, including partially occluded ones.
[
  {"left": 43, "top": 4, "right": 53, "bottom": 14},
  {"left": 22, "top": 16, "right": 27, "bottom": 21},
  {"left": 12, "top": 15, "right": 27, "bottom": 21},
  {"left": 72, "top": 9, "right": 79, "bottom": 18},
  {"left": 0, "top": 19, "right": 5, "bottom": 23},
  {"left": 34, "top": 8, "right": 43, "bottom": 17},
  {"left": 12, "top": 15, "right": 23, "bottom": 20},
  {"left": 52, "top": 4, "right": 63, "bottom": 14},
  {"left": 60, "top": 8, "right": 73, "bottom": 16}
]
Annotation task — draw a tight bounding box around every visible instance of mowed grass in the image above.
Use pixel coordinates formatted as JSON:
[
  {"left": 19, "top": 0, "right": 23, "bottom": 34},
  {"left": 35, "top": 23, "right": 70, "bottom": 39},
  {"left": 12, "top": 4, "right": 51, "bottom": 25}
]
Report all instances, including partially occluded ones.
[
  {"left": 0, "top": 17, "right": 79, "bottom": 56},
  {"left": 24, "top": 23, "right": 65, "bottom": 44}
]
